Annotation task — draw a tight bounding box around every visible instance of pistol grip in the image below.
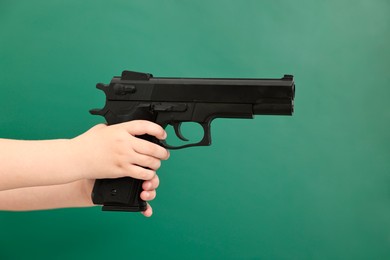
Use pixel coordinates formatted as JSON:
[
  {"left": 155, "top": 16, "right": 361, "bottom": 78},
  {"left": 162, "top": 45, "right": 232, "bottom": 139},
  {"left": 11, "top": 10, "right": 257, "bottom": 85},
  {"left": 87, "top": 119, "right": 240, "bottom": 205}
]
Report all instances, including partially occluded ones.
[
  {"left": 90, "top": 104, "right": 158, "bottom": 212},
  {"left": 92, "top": 177, "right": 147, "bottom": 212}
]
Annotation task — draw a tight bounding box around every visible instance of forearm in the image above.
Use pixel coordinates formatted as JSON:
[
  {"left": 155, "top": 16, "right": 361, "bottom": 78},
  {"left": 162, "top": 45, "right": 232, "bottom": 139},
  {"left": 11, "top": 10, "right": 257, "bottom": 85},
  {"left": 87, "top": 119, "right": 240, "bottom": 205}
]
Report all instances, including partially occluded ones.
[
  {"left": 0, "top": 179, "right": 95, "bottom": 211},
  {"left": 0, "top": 138, "right": 82, "bottom": 191},
  {"left": 0, "top": 122, "right": 169, "bottom": 192}
]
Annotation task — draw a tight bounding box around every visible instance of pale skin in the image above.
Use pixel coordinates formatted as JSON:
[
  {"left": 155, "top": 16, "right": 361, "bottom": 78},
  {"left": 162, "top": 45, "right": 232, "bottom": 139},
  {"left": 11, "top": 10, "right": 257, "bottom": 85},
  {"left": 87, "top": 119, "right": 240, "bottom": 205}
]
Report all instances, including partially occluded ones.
[{"left": 0, "top": 120, "right": 170, "bottom": 217}]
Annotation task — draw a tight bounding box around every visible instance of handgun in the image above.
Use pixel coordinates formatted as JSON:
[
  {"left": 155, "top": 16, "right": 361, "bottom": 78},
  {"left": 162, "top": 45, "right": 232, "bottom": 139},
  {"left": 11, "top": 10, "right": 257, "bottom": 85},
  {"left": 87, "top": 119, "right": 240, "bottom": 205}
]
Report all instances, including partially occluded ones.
[{"left": 90, "top": 70, "right": 295, "bottom": 212}]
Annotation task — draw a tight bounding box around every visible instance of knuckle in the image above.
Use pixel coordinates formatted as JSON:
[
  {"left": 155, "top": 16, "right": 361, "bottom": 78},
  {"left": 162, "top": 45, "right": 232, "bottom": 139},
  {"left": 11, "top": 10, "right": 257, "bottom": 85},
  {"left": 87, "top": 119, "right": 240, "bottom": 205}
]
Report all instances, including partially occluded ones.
[
  {"left": 150, "top": 146, "right": 163, "bottom": 158},
  {"left": 133, "top": 167, "right": 145, "bottom": 179},
  {"left": 140, "top": 142, "right": 153, "bottom": 154},
  {"left": 126, "top": 166, "right": 141, "bottom": 179},
  {"left": 144, "top": 155, "right": 155, "bottom": 165},
  {"left": 152, "top": 176, "right": 160, "bottom": 188},
  {"left": 154, "top": 160, "right": 161, "bottom": 170},
  {"left": 114, "top": 157, "right": 130, "bottom": 176},
  {"left": 162, "top": 148, "right": 169, "bottom": 159},
  {"left": 138, "top": 120, "right": 154, "bottom": 131},
  {"left": 113, "top": 154, "right": 125, "bottom": 168},
  {"left": 149, "top": 191, "right": 156, "bottom": 200},
  {"left": 143, "top": 156, "right": 160, "bottom": 170},
  {"left": 140, "top": 169, "right": 156, "bottom": 180}
]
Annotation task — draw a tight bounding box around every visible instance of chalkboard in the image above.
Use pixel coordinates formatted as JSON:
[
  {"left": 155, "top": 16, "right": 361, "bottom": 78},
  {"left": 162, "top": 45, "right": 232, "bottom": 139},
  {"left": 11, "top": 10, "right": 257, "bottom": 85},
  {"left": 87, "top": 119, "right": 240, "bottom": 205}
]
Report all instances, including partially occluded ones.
[{"left": 0, "top": 1, "right": 389, "bottom": 259}]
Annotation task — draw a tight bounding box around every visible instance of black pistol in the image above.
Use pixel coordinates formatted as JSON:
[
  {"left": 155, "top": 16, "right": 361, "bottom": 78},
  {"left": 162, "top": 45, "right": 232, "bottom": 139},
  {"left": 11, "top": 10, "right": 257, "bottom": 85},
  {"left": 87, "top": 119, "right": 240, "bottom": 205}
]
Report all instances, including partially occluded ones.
[{"left": 90, "top": 70, "right": 295, "bottom": 212}]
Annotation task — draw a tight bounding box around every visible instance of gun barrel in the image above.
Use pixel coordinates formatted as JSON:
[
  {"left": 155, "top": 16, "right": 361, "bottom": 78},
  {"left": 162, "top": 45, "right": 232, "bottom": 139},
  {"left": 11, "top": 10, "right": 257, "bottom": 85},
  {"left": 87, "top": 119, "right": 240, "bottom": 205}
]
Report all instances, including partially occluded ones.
[
  {"left": 253, "top": 99, "right": 294, "bottom": 115},
  {"left": 105, "top": 72, "right": 295, "bottom": 116}
]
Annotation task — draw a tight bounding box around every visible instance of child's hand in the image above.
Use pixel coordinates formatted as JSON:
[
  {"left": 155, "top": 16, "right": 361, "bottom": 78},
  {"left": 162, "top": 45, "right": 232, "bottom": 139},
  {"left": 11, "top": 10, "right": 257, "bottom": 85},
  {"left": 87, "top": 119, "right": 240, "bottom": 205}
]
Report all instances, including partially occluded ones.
[
  {"left": 0, "top": 120, "right": 168, "bottom": 214},
  {"left": 73, "top": 120, "right": 169, "bottom": 217},
  {"left": 71, "top": 120, "right": 169, "bottom": 181},
  {"left": 141, "top": 174, "right": 160, "bottom": 217},
  {"left": 80, "top": 173, "right": 161, "bottom": 217}
]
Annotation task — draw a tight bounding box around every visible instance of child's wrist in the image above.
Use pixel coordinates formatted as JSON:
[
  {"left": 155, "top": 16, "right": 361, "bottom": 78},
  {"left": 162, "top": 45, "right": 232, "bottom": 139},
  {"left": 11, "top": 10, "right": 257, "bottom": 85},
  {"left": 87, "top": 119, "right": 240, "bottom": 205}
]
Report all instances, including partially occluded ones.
[
  {"left": 67, "top": 138, "right": 92, "bottom": 181},
  {"left": 74, "top": 179, "right": 95, "bottom": 207}
]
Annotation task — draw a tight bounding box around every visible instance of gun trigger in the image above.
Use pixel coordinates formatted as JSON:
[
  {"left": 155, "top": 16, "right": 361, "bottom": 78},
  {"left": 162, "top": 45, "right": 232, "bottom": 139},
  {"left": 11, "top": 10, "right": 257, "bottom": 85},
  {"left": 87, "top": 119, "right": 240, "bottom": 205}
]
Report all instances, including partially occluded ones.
[{"left": 173, "top": 122, "right": 189, "bottom": 141}]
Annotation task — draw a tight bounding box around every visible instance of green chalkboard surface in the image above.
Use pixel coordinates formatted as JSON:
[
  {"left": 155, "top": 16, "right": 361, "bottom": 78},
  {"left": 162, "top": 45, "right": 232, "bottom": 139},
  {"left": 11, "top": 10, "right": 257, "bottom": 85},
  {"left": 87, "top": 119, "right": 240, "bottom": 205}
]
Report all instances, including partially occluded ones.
[{"left": 0, "top": 1, "right": 389, "bottom": 259}]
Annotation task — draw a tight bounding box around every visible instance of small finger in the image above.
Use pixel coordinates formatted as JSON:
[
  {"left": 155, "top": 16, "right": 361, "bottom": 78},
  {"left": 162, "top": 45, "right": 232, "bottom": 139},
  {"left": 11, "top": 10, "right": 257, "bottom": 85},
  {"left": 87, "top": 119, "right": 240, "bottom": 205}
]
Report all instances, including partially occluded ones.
[
  {"left": 132, "top": 154, "right": 161, "bottom": 171},
  {"left": 142, "top": 175, "right": 160, "bottom": 190},
  {"left": 128, "top": 166, "right": 156, "bottom": 180},
  {"left": 141, "top": 203, "right": 153, "bottom": 217},
  {"left": 133, "top": 138, "right": 169, "bottom": 160},
  {"left": 141, "top": 190, "right": 156, "bottom": 201}
]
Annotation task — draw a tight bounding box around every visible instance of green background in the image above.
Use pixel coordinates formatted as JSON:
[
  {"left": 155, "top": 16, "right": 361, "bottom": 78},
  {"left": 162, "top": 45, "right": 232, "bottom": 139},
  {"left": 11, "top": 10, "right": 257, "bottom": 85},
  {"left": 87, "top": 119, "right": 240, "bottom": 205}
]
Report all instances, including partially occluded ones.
[{"left": 0, "top": 0, "right": 389, "bottom": 259}]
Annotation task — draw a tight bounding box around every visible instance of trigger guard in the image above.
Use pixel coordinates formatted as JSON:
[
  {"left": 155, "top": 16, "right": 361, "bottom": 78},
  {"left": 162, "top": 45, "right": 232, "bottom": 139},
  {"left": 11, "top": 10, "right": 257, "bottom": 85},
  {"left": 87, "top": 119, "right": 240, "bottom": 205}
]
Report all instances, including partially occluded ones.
[
  {"left": 173, "top": 122, "right": 189, "bottom": 141},
  {"left": 158, "top": 122, "right": 212, "bottom": 150}
]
